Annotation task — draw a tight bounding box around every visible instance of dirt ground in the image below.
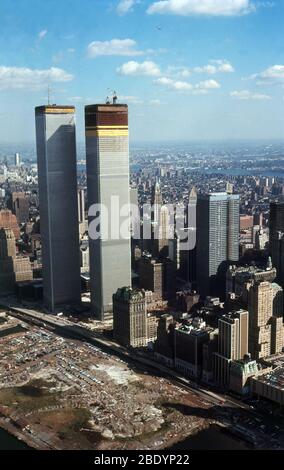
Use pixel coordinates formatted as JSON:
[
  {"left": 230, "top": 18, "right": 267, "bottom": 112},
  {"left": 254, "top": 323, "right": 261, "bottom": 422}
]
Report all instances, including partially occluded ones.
[{"left": 0, "top": 322, "right": 215, "bottom": 450}]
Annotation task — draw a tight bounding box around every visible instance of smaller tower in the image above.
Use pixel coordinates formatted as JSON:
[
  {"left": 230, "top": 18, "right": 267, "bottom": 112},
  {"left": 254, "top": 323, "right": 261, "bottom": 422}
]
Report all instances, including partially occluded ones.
[{"left": 113, "top": 287, "right": 148, "bottom": 347}]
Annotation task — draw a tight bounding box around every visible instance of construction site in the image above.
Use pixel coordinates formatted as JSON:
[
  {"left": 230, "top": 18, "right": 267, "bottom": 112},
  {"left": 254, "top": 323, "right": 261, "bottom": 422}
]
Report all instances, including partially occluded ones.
[{"left": 0, "top": 312, "right": 216, "bottom": 450}]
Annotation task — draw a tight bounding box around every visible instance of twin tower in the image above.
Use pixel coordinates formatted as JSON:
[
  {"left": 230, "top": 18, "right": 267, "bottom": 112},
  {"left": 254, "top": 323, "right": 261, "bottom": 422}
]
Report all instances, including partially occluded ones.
[{"left": 35, "top": 103, "right": 131, "bottom": 320}]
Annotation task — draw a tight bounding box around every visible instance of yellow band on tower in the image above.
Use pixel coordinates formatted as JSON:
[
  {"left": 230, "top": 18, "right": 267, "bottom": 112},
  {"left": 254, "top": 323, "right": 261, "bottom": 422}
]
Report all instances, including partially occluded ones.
[
  {"left": 45, "top": 108, "right": 74, "bottom": 114},
  {"left": 86, "top": 125, "right": 128, "bottom": 130},
  {"left": 86, "top": 129, "right": 129, "bottom": 137}
]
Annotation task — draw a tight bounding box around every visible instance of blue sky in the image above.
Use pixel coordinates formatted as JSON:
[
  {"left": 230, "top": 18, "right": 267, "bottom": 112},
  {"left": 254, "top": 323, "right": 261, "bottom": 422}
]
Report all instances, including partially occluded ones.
[{"left": 0, "top": 0, "right": 284, "bottom": 143}]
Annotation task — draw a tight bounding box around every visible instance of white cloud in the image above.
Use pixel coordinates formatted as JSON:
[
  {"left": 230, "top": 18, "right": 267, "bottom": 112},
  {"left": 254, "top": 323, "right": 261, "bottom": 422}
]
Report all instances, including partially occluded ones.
[
  {"left": 166, "top": 60, "right": 234, "bottom": 78},
  {"left": 230, "top": 90, "right": 271, "bottom": 100},
  {"left": 116, "top": 0, "right": 137, "bottom": 15},
  {"left": 38, "top": 29, "right": 47, "bottom": 40},
  {"left": 194, "top": 60, "right": 234, "bottom": 74},
  {"left": 246, "top": 65, "right": 284, "bottom": 86},
  {"left": 194, "top": 64, "right": 217, "bottom": 74},
  {"left": 155, "top": 76, "right": 221, "bottom": 93},
  {"left": 258, "top": 65, "right": 284, "bottom": 80},
  {"left": 147, "top": 0, "right": 255, "bottom": 16},
  {"left": 218, "top": 62, "right": 235, "bottom": 73},
  {"left": 196, "top": 79, "right": 221, "bottom": 89},
  {"left": 87, "top": 39, "right": 143, "bottom": 58},
  {"left": 117, "top": 59, "right": 232, "bottom": 81},
  {"left": 176, "top": 69, "right": 191, "bottom": 78},
  {"left": 0, "top": 66, "right": 73, "bottom": 90},
  {"left": 155, "top": 77, "right": 193, "bottom": 90},
  {"left": 117, "top": 60, "right": 161, "bottom": 76}
]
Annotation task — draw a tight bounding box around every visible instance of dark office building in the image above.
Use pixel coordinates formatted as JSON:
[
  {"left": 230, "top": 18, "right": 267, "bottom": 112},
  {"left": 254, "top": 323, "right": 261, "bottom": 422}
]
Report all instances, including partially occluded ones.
[
  {"left": 139, "top": 254, "right": 176, "bottom": 301},
  {"left": 174, "top": 322, "right": 210, "bottom": 379},
  {"left": 139, "top": 255, "right": 163, "bottom": 300},
  {"left": 9, "top": 192, "right": 29, "bottom": 224},
  {"left": 196, "top": 192, "right": 239, "bottom": 298},
  {"left": 154, "top": 314, "right": 175, "bottom": 366},
  {"left": 269, "top": 201, "right": 284, "bottom": 287}
]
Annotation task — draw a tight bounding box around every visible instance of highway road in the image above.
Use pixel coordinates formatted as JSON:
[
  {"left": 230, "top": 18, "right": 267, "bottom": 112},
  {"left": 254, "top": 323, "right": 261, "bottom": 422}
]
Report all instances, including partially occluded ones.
[
  {"left": 2, "top": 300, "right": 282, "bottom": 448},
  {"left": 1, "top": 301, "right": 250, "bottom": 410}
]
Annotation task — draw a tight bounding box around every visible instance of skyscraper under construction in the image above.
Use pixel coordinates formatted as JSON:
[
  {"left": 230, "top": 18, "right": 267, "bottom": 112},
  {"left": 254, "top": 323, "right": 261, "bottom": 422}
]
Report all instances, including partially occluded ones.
[{"left": 85, "top": 102, "right": 131, "bottom": 320}]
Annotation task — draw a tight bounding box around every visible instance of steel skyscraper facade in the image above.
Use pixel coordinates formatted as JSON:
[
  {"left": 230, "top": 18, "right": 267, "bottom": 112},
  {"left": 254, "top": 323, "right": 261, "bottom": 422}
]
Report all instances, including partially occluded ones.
[
  {"left": 196, "top": 192, "right": 239, "bottom": 298},
  {"left": 35, "top": 105, "right": 81, "bottom": 311},
  {"left": 85, "top": 104, "right": 131, "bottom": 320},
  {"left": 269, "top": 201, "right": 284, "bottom": 287},
  {"left": 214, "top": 310, "right": 248, "bottom": 386}
]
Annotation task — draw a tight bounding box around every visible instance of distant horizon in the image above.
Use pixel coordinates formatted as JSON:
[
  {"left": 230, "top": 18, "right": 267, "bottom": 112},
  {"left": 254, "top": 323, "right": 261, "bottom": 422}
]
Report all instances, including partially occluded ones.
[{"left": 1, "top": 137, "right": 284, "bottom": 147}]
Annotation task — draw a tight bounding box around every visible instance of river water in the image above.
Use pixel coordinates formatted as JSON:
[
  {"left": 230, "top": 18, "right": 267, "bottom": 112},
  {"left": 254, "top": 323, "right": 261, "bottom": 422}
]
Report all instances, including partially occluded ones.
[
  {"left": 0, "top": 427, "right": 31, "bottom": 450},
  {"left": 171, "top": 425, "right": 249, "bottom": 450},
  {"left": 0, "top": 424, "right": 248, "bottom": 450}
]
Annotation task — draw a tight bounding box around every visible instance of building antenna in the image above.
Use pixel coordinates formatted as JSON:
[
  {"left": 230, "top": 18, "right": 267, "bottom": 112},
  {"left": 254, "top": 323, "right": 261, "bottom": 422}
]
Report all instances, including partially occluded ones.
[
  {"left": 107, "top": 88, "right": 118, "bottom": 104},
  {"left": 47, "top": 85, "right": 51, "bottom": 105}
]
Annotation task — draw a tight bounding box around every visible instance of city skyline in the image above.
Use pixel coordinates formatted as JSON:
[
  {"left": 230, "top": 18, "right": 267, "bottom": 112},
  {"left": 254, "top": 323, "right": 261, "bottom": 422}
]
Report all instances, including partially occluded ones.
[
  {"left": 0, "top": 0, "right": 284, "bottom": 143},
  {"left": 0, "top": 96, "right": 284, "bottom": 451},
  {"left": 0, "top": 0, "right": 284, "bottom": 456}
]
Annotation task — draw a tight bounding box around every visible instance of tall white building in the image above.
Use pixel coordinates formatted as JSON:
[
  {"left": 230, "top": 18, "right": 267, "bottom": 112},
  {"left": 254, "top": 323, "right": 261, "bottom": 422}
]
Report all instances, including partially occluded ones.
[
  {"left": 35, "top": 105, "right": 81, "bottom": 311},
  {"left": 77, "top": 188, "right": 85, "bottom": 224},
  {"left": 85, "top": 103, "right": 131, "bottom": 320},
  {"left": 14, "top": 153, "right": 21, "bottom": 167}
]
